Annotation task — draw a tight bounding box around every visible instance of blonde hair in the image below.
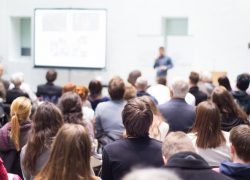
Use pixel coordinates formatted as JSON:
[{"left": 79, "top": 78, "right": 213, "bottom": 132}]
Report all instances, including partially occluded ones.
[{"left": 10, "top": 96, "right": 31, "bottom": 151}]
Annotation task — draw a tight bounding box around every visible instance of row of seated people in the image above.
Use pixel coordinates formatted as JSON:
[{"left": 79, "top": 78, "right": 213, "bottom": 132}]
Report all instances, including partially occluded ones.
[{"left": 0, "top": 94, "right": 249, "bottom": 180}]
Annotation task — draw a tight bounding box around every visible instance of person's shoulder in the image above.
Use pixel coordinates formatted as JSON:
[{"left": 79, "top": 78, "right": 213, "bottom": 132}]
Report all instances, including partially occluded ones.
[{"left": 104, "top": 139, "right": 126, "bottom": 152}]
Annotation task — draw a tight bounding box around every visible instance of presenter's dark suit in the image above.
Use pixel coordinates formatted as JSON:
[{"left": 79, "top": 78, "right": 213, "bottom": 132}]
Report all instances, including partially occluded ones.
[
  {"left": 101, "top": 137, "right": 164, "bottom": 180},
  {"left": 37, "top": 83, "right": 62, "bottom": 104},
  {"left": 158, "top": 98, "right": 196, "bottom": 133}
]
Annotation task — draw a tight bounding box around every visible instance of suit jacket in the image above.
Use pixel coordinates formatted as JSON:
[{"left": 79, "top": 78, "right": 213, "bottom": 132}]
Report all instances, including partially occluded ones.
[
  {"left": 101, "top": 137, "right": 164, "bottom": 180},
  {"left": 6, "top": 88, "right": 29, "bottom": 104},
  {"left": 158, "top": 98, "right": 196, "bottom": 133},
  {"left": 37, "top": 83, "right": 62, "bottom": 104},
  {"left": 189, "top": 86, "right": 208, "bottom": 105},
  {"left": 166, "top": 152, "right": 233, "bottom": 180}
]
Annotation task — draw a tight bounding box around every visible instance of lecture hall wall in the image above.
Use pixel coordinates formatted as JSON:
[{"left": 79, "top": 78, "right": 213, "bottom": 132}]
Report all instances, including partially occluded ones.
[{"left": 0, "top": 0, "right": 250, "bottom": 90}]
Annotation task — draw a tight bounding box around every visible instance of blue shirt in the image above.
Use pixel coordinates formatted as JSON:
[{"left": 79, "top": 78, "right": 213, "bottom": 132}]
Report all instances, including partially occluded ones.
[{"left": 154, "top": 55, "right": 173, "bottom": 77}]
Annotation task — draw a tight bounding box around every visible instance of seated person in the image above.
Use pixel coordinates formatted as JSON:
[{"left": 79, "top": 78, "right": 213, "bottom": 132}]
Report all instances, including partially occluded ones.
[
  {"left": 189, "top": 71, "right": 208, "bottom": 105},
  {"left": 163, "top": 132, "right": 233, "bottom": 180},
  {"left": 219, "top": 125, "right": 250, "bottom": 180},
  {"left": 88, "top": 79, "right": 109, "bottom": 110},
  {"left": 101, "top": 97, "right": 164, "bottom": 180},
  {"left": 6, "top": 73, "right": 29, "bottom": 104},
  {"left": 232, "top": 73, "right": 250, "bottom": 115},
  {"left": 37, "top": 69, "right": 62, "bottom": 104},
  {"left": 127, "top": 70, "right": 142, "bottom": 87}
]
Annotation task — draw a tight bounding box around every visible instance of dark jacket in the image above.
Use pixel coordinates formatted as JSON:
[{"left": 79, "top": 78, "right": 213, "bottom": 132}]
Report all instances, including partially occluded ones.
[
  {"left": 158, "top": 98, "right": 196, "bottom": 133},
  {"left": 189, "top": 86, "right": 208, "bottom": 105},
  {"left": 101, "top": 137, "right": 164, "bottom": 180},
  {"left": 221, "top": 114, "right": 248, "bottom": 132},
  {"left": 220, "top": 161, "right": 250, "bottom": 180},
  {"left": 6, "top": 88, "right": 29, "bottom": 104},
  {"left": 136, "top": 91, "right": 158, "bottom": 104},
  {"left": 232, "top": 91, "right": 250, "bottom": 115},
  {"left": 166, "top": 152, "right": 233, "bottom": 180},
  {"left": 37, "top": 83, "right": 62, "bottom": 104}
]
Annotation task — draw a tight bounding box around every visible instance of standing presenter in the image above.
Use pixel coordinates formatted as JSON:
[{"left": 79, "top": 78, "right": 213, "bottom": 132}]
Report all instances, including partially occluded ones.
[{"left": 153, "top": 47, "right": 173, "bottom": 78}]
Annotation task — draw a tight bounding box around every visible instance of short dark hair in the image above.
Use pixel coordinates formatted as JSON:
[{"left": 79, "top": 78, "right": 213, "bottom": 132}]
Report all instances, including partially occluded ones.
[
  {"left": 157, "top": 77, "right": 167, "bottom": 85},
  {"left": 122, "top": 97, "right": 153, "bottom": 137},
  {"left": 189, "top": 71, "right": 199, "bottom": 85},
  {"left": 159, "top": 46, "right": 165, "bottom": 50},
  {"left": 46, "top": 69, "right": 57, "bottom": 83},
  {"left": 88, "top": 80, "right": 103, "bottom": 96},
  {"left": 108, "top": 76, "right": 125, "bottom": 100},
  {"left": 230, "top": 125, "right": 250, "bottom": 162},
  {"left": 236, "top": 73, "right": 250, "bottom": 91}
]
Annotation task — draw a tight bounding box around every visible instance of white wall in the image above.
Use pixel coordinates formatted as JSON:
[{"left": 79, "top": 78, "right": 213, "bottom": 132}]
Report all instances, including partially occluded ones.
[{"left": 0, "top": 0, "right": 250, "bottom": 90}]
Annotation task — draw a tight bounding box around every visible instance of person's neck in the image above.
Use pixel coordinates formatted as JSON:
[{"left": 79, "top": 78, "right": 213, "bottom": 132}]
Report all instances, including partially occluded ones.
[
  {"left": 190, "top": 84, "right": 197, "bottom": 88},
  {"left": 232, "top": 155, "right": 250, "bottom": 164}
]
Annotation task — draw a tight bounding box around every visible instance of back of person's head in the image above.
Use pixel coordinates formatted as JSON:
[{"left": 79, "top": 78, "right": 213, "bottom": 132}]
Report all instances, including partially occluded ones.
[
  {"left": 189, "top": 71, "right": 199, "bottom": 85},
  {"left": 230, "top": 125, "right": 250, "bottom": 163},
  {"left": 162, "top": 132, "right": 195, "bottom": 160},
  {"left": 218, "top": 76, "right": 232, "bottom": 91},
  {"left": 170, "top": 79, "right": 189, "bottom": 99},
  {"left": 127, "top": 70, "right": 142, "bottom": 86},
  {"left": 122, "top": 97, "right": 153, "bottom": 137},
  {"left": 124, "top": 83, "right": 137, "bottom": 101},
  {"left": 192, "top": 101, "right": 225, "bottom": 149},
  {"left": 108, "top": 76, "right": 125, "bottom": 100},
  {"left": 57, "top": 92, "right": 83, "bottom": 124},
  {"left": 11, "top": 72, "right": 24, "bottom": 87},
  {"left": 88, "top": 79, "right": 103, "bottom": 97},
  {"left": 46, "top": 69, "right": 57, "bottom": 83},
  {"left": 122, "top": 168, "right": 180, "bottom": 180},
  {"left": 23, "top": 102, "right": 63, "bottom": 174},
  {"left": 236, "top": 73, "right": 250, "bottom": 91},
  {"left": 135, "top": 76, "right": 148, "bottom": 91},
  {"left": 35, "top": 124, "right": 92, "bottom": 180},
  {"left": 212, "top": 86, "right": 247, "bottom": 121},
  {"left": 75, "top": 86, "right": 89, "bottom": 102},
  {"left": 10, "top": 96, "right": 31, "bottom": 151},
  {"left": 157, "top": 77, "right": 167, "bottom": 86},
  {"left": 62, "top": 82, "right": 76, "bottom": 93}
]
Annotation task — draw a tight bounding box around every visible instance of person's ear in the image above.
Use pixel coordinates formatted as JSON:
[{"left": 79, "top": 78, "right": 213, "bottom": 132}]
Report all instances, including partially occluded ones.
[
  {"left": 162, "top": 155, "right": 168, "bottom": 165},
  {"left": 170, "top": 90, "right": 173, "bottom": 98},
  {"left": 230, "top": 144, "right": 235, "bottom": 159}
]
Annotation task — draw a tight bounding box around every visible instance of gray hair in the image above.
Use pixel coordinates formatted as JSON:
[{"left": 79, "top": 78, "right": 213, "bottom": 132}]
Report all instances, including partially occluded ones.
[
  {"left": 11, "top": 72, "right": 24, "bottom": 87},
  {"left": 170, "top": 79, "right": 189, "bottom": 98},
  {"left": 122, "top": 168, "right": 180, "bottom": 180},
  {"left": 162, "top": 131, "right": 195, "bottom": 159},
  {"left": 135, "top": 76, "right": 148, "bottom": 91}
]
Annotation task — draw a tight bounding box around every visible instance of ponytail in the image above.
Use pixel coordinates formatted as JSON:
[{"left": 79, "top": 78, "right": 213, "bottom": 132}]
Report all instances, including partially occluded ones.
[{"left": 10, "top": 114, "right": 21, "bottom": 151}]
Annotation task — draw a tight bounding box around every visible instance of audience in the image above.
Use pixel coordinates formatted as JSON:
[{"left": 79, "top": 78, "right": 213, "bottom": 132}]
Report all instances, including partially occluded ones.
[
  {"left": 0, "top": 64, "right": 10, "bottom": 92},
  {"left": 34, "top": 124, "right": 99, "bottom": 180},
  {"left": 6, "top": 73, "right": 29, "bottom": 104},
  {"left": 219, "top": 125, "right": 250, "bottom": 180},
  {"left": 88, "top": 79, "right": 109, "bottom": 110},
  {"left": 198, "top": 71, "right": 215, "bottom": 98},
  {"left": 189, "top": 71, "right": 208, "bottom": 105},
  {"left": 62, "top": 82, "right": 76, "bottom": 93},
  {"left": 212, "top": 86, "right": 248, "bottom": 131},
  {"left": 0, "top": 97, "right": 32, "bottom": 177},
  {"left": 158, "top": 79, "right": 196, "bottom": 132},
  {"left": 75, "top": 85, "right": 94, "bottom": 123},
  {"left": 21, "top": 102, "right": 63, "bottom": 180},
  {"left": 127, "top": 70, "right": 142, "bottom": 87},
  {"left": 188, "top": 101, "right": 231, "bottom": 166},
  {"left": 101, "top": 97, "right": 164, "bottom": 180},
  {"left": 162, "top": 132, "right": 232, "bottom": 180},
  {"left": 135, "top": 76, "right": 158, "bottom": 104},
  {"left": 95, "top": 76, "right": 126, "bottom": 146},
  {"left": 142, "top": 96, "right": 169, "bottom": 141},
  {"left": 218, "top": 76, "right": 232, "bottom": 92},
  {"left": 123, "top": 83, "right": 137, "bottom": 101},
  {"left": 232, "top": 73, "right": 250, "bottom": 115},
  {"left": 122, "top": 168, "right": 180, "bottom": 180},
  {"left": 36, "top": 69, "right": 62, "bottom": 104},
  {"left": 57, "top": 92, "right": 94, "bottom": 139}
]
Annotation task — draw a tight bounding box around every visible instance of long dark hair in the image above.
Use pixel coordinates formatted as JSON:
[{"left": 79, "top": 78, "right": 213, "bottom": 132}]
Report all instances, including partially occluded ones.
[
  {"left": 22, "top": 102, "right": 63, "bottom": 175},
  {"left": 191, "top": 101, "right": 225, "bottom": 148},
  {"left": 57, "top": 92, "right": 84, "bottom": 125},
  {"left": 218, "top": 76, "right": 232, "bottom": 91},
  {"left": 212, "top": 86, "right": 248, "bottom": 122},
  {"left": 34, "top": 124, "right": 93, "bottom": 180}
]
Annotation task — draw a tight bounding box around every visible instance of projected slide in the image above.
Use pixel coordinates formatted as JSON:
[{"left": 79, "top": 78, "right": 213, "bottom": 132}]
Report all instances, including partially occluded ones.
[{"left": 34, "top": 9, "right": 107, "bottom": 68}]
